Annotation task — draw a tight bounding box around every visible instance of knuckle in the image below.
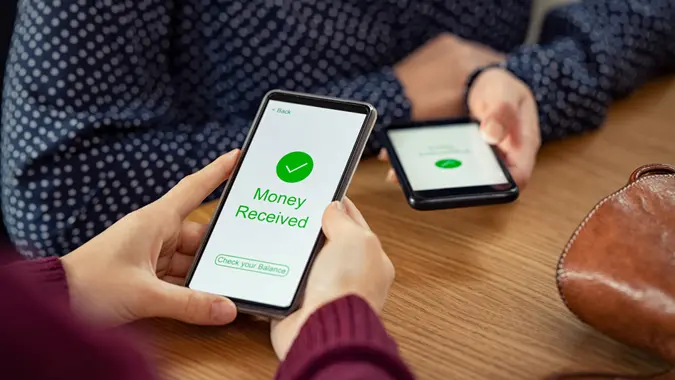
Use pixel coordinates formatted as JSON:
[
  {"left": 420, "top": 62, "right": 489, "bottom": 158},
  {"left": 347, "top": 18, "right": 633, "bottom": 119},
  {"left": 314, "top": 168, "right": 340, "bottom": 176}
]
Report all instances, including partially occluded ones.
[
  {"left": 177, "top": 173, "right": 196, "bottom": 188},
  {"left": 122, "top": 208, "right": 147, "bottom": 228},
  {"left": 142, "top": 203, "right": 178, "bottom": 226},
  {"left": 362, "top": 231, "right": 382, "bottom": 250},
  {"left": 437, "top": 32, "right": 456, "bottom": 44}
]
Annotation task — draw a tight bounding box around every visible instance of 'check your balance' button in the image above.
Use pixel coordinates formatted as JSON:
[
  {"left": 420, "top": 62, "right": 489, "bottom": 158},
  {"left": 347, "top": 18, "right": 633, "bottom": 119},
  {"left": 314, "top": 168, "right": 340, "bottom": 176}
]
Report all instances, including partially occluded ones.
[{"left": 214, "top": 254, "right": 289, "bottom": 277}]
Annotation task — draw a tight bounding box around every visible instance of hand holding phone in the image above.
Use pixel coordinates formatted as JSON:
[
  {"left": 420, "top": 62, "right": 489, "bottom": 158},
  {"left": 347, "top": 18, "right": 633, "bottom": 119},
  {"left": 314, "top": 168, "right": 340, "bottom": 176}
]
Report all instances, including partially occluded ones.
[
  {"left": 380, "top": 118, "right": 519, "bottom": 210},
  {"left": 185, "top": 90, "right": 377, "bottom": 317},
  {"left": 58, "top": 151, "right": 243, "bottom": 327},
  {"left": 270, "top": 198, "right": 394, "bottom": 359}
]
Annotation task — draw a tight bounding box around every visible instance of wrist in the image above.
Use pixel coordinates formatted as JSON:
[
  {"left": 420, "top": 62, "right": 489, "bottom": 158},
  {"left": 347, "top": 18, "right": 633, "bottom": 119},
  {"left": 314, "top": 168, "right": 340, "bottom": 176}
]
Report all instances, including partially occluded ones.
[
  {"left": 60, "top": 252, "right": 87, "bottom": 315},
  {"left": 276, "top": 292, "right": 382, "bottom": 358},
  {"left": 464, "top": 62, "right": 507, "bottom": 115},
  {"left": 277, "top": 295, "right": 410, "bottom": 379},
  {"left": 274, "top": 294, "right": 355, "bottom": 360},
  {"left": 59, "top": 247, "right": 120, "bottom": 326},
  {"left": 396, "top": 76, "right": 465, "bottom": 121}
]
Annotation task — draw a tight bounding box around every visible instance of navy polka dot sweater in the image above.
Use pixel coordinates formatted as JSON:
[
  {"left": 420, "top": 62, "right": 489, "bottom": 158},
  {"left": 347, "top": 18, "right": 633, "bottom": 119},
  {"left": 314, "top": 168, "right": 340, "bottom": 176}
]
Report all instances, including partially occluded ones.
[{"left": 2, "top": 0, "right": 674, "bottom": 257}]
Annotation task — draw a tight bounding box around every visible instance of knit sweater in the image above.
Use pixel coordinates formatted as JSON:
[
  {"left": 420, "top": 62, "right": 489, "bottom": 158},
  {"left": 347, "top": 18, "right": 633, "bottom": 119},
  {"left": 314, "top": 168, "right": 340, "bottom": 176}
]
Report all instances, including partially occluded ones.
[{"left": 0, "top": 257, "right": 414, "bottom": 380}]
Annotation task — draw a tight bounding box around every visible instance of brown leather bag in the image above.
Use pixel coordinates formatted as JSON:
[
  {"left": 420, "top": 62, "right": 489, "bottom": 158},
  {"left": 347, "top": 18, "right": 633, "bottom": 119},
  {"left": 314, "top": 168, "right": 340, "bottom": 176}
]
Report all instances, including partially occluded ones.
[{"left": 551, "top": 164, "right": 675, "bottom": 380}]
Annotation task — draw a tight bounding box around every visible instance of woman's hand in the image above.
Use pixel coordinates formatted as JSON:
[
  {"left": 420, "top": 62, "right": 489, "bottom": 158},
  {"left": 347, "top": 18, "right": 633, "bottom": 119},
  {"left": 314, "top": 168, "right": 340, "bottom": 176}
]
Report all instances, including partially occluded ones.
[
  {"left": 61, "top": 150, "right": 241, "bottom": 327},
  {"left": 467, "top": 67, "right": 541, "bottom": 188},
  {"left": 270, "top": 198, "right": 395, "bottom": 360},
  {"left": 382, "top": 67, "right": 541, "bottom": 188}
]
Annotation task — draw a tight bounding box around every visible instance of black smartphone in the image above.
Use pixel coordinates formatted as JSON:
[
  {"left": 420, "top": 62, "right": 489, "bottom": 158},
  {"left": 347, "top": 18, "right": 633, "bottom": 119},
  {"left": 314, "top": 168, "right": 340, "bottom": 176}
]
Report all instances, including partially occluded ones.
[
  {"left": 380, "top": 118, "right": 519, "bottom": 210},
  {"left": 184, "top": 90, "right": 377, "bottom": 318}
]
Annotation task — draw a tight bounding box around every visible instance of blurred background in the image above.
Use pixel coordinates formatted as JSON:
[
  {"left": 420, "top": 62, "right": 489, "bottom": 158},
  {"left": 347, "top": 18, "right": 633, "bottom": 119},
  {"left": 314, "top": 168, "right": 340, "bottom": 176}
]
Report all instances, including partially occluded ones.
[
  {"left": 0, "top": 0, "right": 18, "bottom": 248},
  {"left": 0, "top": 0, "right": 576, "bottom": 251}
]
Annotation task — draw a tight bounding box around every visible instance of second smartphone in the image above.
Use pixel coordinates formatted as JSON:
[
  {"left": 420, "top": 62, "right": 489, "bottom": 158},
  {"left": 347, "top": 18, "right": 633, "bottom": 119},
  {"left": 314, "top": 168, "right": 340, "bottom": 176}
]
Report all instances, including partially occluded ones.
[
  {"left": 380, "top": 118, "right": 519, "bottom": 210},
  {"left": 184, "top": 90, "right": 377, "bottom": 318}
]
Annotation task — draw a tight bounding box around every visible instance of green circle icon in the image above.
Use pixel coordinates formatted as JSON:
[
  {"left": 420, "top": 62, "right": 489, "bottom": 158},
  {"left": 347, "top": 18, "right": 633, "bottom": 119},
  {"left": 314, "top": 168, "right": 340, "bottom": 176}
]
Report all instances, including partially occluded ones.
[
  {"left": 435, "top": 158, "right": 462, "bottom": 169},
  {"left": 276, "top": 151, "right": 314, "bottom": 183}
]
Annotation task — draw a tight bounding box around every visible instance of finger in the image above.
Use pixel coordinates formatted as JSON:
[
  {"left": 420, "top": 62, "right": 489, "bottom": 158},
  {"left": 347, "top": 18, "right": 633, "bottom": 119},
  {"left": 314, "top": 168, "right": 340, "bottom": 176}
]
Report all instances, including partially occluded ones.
[
  {"left": 166, "top": 252, "right": 198, "bottom": 277},
  {"left": 385, "top": 169, "right": 399, "bottom": 184},
  {"left": 321, "top": 201, "right": 363, "bottom": 240},
  {"left": 505, "top": 155, "right": 535, "bottom": 189},
  {"left": 342, "top": 197, "right": 370, "bottom": 230},
  {"left": 479, "top": 103, "right": 519, "bottom": 146},
  {"left": 520, "top": 97, "right": 542, "bottom": 148},
  {"left": 501, "top": 99, "right": 540, "bottom": 188},
  {"left": 160, "top": 149, "right": 240, "bottom": 219},
  {"left": 378, "top": 148, "right": 389, "bottom": 162},
  {"left": 469, "top": 69, "right": 520, "bottom": 119},
  {"left": 468, "top": 69, "right": 521, "bottom": 146},
  {"left": 177, "top": 221, "right": 208, "bottom": 255},
  {"left": 151, "top": 281, "right": 237, "bottom": 325}
]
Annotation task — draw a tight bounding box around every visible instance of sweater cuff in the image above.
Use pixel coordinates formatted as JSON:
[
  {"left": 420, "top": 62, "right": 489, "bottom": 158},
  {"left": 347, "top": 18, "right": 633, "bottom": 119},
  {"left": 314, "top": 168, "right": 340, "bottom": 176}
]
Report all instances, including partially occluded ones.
[
  {"left": 4, "top": 257, "right": 70, "bottom": 304},
  {"left": 278, "top": 295, "right": 412, "bottom": 379}
]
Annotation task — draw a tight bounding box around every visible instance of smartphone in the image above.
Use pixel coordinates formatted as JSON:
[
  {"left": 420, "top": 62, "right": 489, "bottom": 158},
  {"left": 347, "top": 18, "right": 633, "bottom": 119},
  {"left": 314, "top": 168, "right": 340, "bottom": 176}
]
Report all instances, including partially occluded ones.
[
  {"left": 380, "top": 118, "right": 518, "bottom": 210},
  {"left": 184, "top": 90, "right": 377, "bottom": 318}
]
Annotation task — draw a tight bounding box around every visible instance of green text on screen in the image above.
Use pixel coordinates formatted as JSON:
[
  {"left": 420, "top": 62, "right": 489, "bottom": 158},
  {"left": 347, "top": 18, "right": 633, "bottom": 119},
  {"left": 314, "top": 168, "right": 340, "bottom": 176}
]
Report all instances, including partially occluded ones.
[{"left": 189, "top": 101, "right": 365, "bottom": 308}]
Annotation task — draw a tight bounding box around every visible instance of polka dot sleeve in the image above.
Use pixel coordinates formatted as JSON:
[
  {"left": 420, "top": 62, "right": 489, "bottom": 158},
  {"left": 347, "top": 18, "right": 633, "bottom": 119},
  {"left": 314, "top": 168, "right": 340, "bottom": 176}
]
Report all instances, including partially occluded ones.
[
  {"left": 1, "top": 1, "right": 413, "bottom": 257},
  {"left": 504, "top": 0, "right": 675, "bottom": 141},
  {"left": 1, "top": 0, "right": 180, "bottom": 256}
]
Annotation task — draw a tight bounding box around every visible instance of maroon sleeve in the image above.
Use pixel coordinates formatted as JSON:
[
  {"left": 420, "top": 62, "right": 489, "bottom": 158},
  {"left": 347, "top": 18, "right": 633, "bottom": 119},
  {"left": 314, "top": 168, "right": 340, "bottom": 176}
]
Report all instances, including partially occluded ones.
[
  {"left": 275, "top": 295, "right": 415, "bottom": 380},
  {"left": 0, "top": 257, "right": 158, "bottom": 380}
]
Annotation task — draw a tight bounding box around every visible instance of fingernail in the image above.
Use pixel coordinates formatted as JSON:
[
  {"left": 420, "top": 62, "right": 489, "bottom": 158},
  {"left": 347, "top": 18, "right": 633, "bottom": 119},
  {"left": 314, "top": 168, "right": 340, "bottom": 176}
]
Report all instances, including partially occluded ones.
[
  {"left": 480, "top": 121, "right": 502, "bottom": 145},
  {"left": 210, "top": 299, "right": 234, "bottom": 323},
  {"left": 378, "top": 149, "right": 387, "bottom": 161},
  {"left": 386, "top": 170, "right": 395, "bottom": 182},
  {"left": 335, "top": 201, "right": 344, "bottom": 211}
]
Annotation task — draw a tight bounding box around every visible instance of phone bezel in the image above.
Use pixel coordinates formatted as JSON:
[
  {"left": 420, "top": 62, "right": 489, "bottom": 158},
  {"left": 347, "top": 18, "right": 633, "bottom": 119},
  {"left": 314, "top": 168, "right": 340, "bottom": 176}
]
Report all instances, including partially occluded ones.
[
  {"left": 380, "top": 117, "right": 519, "bottom": 210},
  {"left": 184, "top": 90, "right": 377, "bottom": 318}
]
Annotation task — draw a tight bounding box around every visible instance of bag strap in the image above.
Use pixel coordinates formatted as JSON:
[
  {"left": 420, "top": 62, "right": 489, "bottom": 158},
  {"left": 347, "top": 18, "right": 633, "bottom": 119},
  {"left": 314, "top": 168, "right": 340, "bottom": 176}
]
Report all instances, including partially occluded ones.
[
  {"left": 548, "top": 369, "right": 675, "bottom": 380},
  {"left": 628, "top": 164, "right": 675, "bottom": 184}
]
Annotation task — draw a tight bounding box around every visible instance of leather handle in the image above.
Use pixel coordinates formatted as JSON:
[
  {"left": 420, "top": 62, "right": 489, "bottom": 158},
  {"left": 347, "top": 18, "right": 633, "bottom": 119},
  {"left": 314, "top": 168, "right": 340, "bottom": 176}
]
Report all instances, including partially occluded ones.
[
  {"left": 548, "top": 369, "right": 675, "bottom": 380},
  {"left": 628, "top": 164, "right": 675, "bottom": 184}
]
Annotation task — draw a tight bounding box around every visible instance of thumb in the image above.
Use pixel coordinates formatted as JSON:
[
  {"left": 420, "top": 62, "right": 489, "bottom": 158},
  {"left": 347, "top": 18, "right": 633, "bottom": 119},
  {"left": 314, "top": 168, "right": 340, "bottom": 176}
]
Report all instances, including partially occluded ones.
[
  {"left": 468, "top": 69, "right": 521, "bottom": 145},
  {"left": 151, "top": 282, "right": 237, "bottom": 325},
  {"left": 159, "top": 149, "right": 240, "bottom": 220},
  {"left": 477, "top": 102, "right": 519, "bottom": 146},
  {"left": 321, "top": 201, "right": 360, "bottom": 240},
  {"left": 480, "top": 115, "right": 509, "bottom": 145}
]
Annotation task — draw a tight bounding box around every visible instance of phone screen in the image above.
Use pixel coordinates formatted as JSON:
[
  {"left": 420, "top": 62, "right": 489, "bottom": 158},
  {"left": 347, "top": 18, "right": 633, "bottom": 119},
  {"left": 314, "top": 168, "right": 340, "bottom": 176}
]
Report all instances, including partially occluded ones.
[
  {"left": 188, "top": 99, "right": 368, "bottom": 309},
  {"left": 387, "top": 122, "right": 508, "bottom": 191}
]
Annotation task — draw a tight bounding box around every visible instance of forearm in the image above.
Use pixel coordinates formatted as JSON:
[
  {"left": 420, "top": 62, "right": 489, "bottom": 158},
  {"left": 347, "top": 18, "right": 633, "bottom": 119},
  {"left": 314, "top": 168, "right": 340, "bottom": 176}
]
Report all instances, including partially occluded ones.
[
  {"left": 0, "top": 257, "right": 158, "bottom": 380},
  {"left": 276, "top": 295, "right": 415, "bottom": 380},
  {"left": 504, "top": 0, "right": 675, "bottom": 141}
]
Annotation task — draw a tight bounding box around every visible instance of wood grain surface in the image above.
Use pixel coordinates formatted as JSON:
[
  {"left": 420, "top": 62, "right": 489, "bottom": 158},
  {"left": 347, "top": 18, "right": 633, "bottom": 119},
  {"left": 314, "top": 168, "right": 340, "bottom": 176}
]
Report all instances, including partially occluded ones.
[{"left": 141, "top": 77, "right": 675, "bottom": 380}]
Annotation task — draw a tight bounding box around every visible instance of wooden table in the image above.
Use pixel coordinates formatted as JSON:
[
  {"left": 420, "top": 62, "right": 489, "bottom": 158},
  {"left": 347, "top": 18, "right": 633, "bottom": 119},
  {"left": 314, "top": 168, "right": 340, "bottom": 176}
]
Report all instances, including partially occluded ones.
[{"left": 145, "top": 77, "right": 675, "bottom": 380}]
